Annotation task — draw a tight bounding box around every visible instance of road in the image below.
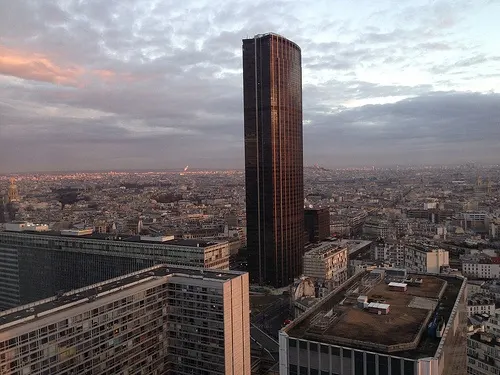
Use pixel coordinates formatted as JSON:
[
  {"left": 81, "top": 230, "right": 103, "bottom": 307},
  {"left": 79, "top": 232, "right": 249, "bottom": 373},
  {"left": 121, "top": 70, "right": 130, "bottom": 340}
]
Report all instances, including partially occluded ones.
[
  {"left": 252, "top": 296, "right": 292, "bottom": 339},
  {"left": 250, "top": 323, "right": 279, "bottom": 358}
]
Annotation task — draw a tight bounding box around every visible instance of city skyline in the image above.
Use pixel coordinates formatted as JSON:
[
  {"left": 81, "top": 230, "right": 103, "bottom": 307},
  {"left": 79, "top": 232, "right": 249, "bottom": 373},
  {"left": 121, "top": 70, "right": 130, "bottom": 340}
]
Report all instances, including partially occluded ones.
[{"left": 1, "top": 0, "right": 500, "bottom": 173}]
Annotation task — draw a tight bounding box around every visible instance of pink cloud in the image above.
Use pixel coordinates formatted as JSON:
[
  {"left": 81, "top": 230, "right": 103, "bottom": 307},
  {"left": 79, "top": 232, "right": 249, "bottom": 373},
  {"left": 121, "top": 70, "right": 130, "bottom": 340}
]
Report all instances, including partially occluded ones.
[{"left": 0, "top": 46, "right": 134, "bottom": 86}]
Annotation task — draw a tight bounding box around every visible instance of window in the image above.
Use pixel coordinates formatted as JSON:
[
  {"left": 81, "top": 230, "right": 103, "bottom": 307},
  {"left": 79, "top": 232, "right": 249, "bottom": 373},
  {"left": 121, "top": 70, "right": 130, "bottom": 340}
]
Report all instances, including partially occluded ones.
[
  {"left": 404, "top": 360, "right": 415, "bottom": 375},
  {"left": 391, "top": 357, "right": 402, "bottom": 375},
  {"left": 379, "top": 356, "right": 389, "bottom": 375},
  {"left": 354, "top": 351, "right": 364, "bottom": 375},
  {"left": 366, "top": 353, "right": 376, "bottom": 375}
]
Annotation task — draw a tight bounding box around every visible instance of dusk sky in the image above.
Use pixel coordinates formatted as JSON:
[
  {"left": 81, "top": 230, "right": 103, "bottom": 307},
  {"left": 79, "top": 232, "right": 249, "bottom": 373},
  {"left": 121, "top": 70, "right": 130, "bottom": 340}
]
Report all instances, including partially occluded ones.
[{"left": 1, "top": 0, "right": 499, "bottom": 172}]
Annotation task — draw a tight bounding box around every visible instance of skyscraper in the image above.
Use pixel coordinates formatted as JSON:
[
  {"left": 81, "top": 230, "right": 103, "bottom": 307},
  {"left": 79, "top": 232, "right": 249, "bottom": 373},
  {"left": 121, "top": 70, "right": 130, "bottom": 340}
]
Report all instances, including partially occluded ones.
[{"left": 242, "top": 33, "right": 304, "bottom": 287}]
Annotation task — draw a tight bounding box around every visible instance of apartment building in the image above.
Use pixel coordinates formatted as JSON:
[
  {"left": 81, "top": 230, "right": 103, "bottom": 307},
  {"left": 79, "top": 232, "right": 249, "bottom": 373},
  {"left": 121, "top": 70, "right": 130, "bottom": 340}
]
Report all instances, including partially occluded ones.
[
  {"left": 0, "top": 265, "right": 250, "bottom": 375},
  {"left": 405, "top": 248, "right": 449, "bottom": 274},
  {"left": 363, "top": 220, "right": 390, "bottom": 239},
  {"left": 467, "top": 294, "right": 497, "bottom": 317},
  {"left": 0, "top": 228, "right": 230, "bottom": 310},
  {"left": 374, "top": 242, "right": 405, "bottom": 267},
  {"left": 462, "top": 257, "right": 500, "bottom": 279},
  {"left": 467, "top": 309, "right": 500, "bottom": 375},
  {"left": 374, "top": 242, "right": 449, "bottom": 274},
  {"left": 303, "top": 241, "right": 348, "bottom": 288}
]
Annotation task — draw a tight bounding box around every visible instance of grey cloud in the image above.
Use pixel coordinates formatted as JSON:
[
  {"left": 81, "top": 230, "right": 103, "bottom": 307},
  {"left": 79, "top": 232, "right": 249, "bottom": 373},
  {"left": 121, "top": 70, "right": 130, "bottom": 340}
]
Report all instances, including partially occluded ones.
[
  {"left": 418, "top": 42, "right": 451, "bottom": 51},
  {"left": 303, "top": 95, "right": 500, "bottom": 166},
  {"left": 305, "top": 92, "right": 500, "bottom": 157},
  {"left": 0, "top": 0, "right": 499, "bottom": 172},
  {"left": 430, "top": 54, "right": 499, "bottom": 74}
]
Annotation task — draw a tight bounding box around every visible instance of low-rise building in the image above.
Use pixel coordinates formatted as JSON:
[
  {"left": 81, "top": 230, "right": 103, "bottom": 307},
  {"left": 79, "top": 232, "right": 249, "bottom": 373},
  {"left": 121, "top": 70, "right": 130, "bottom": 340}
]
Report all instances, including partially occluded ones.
[
  {"left": 467, "top": 309, "right": 500, "bottom": 375},
  {"left": 467, "top": 293, "right": 496, "bottom": 317},
  {"left": 303, "top": 241, "right": 348, "bottom": 288},
  {"left": 374, "top": 241, "right": 449, "bottom": 274},
  {"left": 462, "top": 256, "right": 500, "bottom": 279}
]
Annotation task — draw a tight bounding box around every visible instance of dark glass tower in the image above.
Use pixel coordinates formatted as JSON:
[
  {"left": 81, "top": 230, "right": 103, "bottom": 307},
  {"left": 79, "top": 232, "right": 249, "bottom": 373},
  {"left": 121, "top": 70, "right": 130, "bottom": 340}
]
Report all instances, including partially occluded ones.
[{"left": 242, "top": 33, "right": 304, "bottom": 287}]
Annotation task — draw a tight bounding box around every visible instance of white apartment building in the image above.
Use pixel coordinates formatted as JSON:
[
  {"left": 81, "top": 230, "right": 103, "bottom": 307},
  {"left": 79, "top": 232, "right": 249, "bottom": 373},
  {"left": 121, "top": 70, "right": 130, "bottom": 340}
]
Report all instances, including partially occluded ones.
[
  {"left": 0, "top": 265, "right": 251, "bottom": 375},
  {"left": 303, "top": 241, "right": 348, "bottom": 287},
  {"left": 374, "top": 242, "right": 449, "bottom": 274},
  {"left": 467, "top": 308, "right": 500, "bottom": 375},
  {"left": 374, "top": 242, "right": 406, "bottom": 267},
  {"left": 467, "top": 294, "right": 497, "bottom": 317},
  {"left": 462, "top": 259, "right": 500, "bottom": 279},
  {"left": 423, "top": 249, "right": 450, "bottom": 274}
]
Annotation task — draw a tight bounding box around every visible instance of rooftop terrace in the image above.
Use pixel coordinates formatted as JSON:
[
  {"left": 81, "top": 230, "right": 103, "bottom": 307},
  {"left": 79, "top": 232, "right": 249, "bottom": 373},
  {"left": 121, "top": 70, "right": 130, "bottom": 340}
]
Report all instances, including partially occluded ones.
[
  {"left": 0, "top": 264, "right": 244, "bottom": 332},
  {"left": 283, "top": 271, "right": 465, "bottom": 359}
]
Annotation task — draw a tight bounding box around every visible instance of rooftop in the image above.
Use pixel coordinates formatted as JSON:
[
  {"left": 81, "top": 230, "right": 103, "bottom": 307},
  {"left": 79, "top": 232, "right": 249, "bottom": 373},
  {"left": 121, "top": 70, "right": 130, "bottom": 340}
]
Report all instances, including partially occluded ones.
[
  {"left": 0, "top": 230, "right": 224, "bottom": 248},
  {"left": 469, "top": 331, "right": 500, "bottom": 348},
  {"left": 0, "top": 264, "right": 244, "bottom": 332},
  {"left": 468, "top": 294, "right": 495, "bottom": 305},
  {"left": 243, "top": 33, "right": 301, "bottom": 50},
  {"left": 320, "top": 238, "right": 372, "bottom": 256},
  {"left": 283, "top": 271, "right": 465, "bottom": 359},
  {"left": 304, "top": 241, "right": 347, "bottom": 258},
  {"left": 462, "top": 256, "right": 498, "bottom": 264},
  {"left": 304, "top": 208, "right": 329, "bottom": 213}
]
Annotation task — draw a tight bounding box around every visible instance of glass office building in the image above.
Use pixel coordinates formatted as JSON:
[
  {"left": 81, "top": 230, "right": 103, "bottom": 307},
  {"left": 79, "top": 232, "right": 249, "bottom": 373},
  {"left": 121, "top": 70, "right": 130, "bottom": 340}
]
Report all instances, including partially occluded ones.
[{"left": 242, "top": 33, "right": 305, "bottom": 287}]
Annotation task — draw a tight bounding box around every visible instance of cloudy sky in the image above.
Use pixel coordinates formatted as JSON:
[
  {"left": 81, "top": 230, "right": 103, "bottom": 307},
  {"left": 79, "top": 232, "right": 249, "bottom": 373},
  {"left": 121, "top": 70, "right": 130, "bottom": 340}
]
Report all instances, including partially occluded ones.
[{"left": 0, "top": 0, "right": 499, "bottom": 172}]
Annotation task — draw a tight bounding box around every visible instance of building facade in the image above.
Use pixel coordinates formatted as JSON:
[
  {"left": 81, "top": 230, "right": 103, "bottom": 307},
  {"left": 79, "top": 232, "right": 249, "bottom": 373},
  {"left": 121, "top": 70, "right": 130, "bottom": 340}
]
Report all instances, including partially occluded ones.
[
  {"left": 405, "top": 248, "right": 449, "bottom": 274},
  {"left": 467, "top": 294, "right": 496, "bottom": 317},
  {"left": 374, "top": 242, "right": 449, "bottom": 274},
  {"left": 462, "top": 259, "right": 500, "bottom": 279},
  {"left": 243, "top": 33, "right": 304, "bottom": 287},
  {"left": 303, "top": 242, "right": 348, "bottom": 287},
  {"left": 0, "top": 230, "right": 230, "bottom": 310},
  {"left": 304, "top": 209, "right": 330, "bottom": 244},
  {"left": 467, "top": 309, "right": 500, "bottom": 375},
  {"left": 0, "top": 265, "right": 251, "bottom": 375}
]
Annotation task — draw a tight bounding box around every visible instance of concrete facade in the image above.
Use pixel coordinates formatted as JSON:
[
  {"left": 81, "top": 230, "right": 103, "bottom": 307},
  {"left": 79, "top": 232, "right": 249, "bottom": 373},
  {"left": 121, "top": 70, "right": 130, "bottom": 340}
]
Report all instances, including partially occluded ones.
[
  {"left": 303, "top": 242, "right": 348, "bottom": 287},
  {"left": 0, "top": 265, "right": 251, "bottom": 375}
]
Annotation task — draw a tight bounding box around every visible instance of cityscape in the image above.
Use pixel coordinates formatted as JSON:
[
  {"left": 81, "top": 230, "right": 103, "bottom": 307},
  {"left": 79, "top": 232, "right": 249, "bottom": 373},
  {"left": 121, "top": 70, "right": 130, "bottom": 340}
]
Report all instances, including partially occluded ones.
[{"left": 1, "top": 1, "right": 500, "bottom": 375}]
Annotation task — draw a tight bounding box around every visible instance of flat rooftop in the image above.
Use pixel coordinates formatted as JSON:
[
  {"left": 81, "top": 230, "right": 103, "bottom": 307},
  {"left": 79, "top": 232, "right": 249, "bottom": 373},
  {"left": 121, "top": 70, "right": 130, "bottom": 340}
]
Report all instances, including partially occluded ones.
[
  {"left": 0, "top": 230, "right": 224, "bottom": 248},
  {"left": 0, "top": 264, "right": 244, "bottom": 332},
  {"left": 284, "top": 271, "right": 465, "bottom": 359},
  {"left": 304, "top": 241, "right": 346, "bottom": 258},
  {"left": 329, "top": 239, "right": 372, "bottom": 255}
]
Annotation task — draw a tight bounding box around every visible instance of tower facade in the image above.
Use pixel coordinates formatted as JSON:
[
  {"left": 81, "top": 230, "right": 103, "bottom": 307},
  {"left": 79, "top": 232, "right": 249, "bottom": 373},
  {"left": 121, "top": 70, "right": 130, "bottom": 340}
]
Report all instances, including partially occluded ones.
[
  {"left": 7, "top": 178, "right": 19, "bottom": 203},
  {"left": 242, "top": 33, "right": 304, "bottom": 287}
]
